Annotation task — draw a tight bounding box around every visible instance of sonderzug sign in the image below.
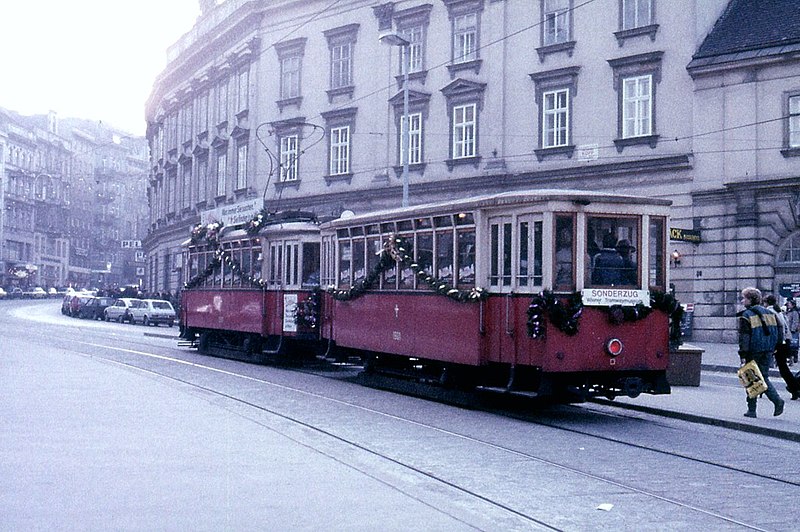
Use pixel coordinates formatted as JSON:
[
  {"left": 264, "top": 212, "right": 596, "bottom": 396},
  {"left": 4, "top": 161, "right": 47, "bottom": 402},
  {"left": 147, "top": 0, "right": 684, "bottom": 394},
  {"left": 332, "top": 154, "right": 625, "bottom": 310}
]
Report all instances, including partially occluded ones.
[
  {"left": 670, "top": 227, "right": 701, "bottom": 243},
  {"left": 582, "top": 288, "right": 650, "bottom": 307}
]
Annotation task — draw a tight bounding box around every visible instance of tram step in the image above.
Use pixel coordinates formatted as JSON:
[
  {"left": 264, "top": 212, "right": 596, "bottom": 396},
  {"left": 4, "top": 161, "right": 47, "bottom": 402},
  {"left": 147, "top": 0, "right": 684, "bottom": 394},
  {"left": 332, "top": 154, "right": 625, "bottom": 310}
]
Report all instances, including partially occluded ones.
[
  {"left": 476, "top": 386, "right": 539, "bottom": 398},
  {"left": 177, "top": 341, "right": 197, "bottom": 348}
]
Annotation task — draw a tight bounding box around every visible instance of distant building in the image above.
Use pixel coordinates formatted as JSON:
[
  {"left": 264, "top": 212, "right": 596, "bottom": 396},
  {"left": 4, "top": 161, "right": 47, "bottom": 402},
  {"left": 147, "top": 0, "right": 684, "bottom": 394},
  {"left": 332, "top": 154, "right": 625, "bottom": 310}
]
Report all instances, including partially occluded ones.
[
  {"left": 0, "top": 109, "right": 149, "bottom": 290},
  {"left": 144, "top": 0, "right": 800, "bottom": 341}
]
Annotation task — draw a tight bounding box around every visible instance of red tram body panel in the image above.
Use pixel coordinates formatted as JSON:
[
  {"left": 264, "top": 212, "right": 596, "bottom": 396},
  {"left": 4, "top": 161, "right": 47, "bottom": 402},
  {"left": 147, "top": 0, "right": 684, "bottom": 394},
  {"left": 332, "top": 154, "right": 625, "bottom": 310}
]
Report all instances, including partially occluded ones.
[{"left": 325, "top": 293, "right": 486, "bottom": 366}]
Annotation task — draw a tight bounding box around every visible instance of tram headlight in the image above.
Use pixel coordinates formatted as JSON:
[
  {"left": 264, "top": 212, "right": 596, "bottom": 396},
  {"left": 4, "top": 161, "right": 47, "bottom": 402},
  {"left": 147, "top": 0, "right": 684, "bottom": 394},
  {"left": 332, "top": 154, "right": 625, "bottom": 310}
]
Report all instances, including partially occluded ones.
[{"left": 606, "top": 338, "right": 624, "bottom": 357}]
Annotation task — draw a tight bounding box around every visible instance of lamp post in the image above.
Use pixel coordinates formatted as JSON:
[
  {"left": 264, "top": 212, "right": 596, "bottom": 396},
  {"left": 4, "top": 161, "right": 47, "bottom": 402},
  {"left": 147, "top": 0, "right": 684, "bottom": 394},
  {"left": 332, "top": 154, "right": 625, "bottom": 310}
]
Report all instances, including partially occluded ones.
[{"left": 379, "top": 32, "right": 411, "bottom": 208}]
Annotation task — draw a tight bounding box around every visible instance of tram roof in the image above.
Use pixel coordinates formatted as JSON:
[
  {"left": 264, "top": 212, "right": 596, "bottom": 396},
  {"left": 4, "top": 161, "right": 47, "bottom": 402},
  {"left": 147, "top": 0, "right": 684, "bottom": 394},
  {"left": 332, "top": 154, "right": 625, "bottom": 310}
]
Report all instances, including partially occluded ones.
[{"left": 321, "top": 189, "right": 672, "bottom": 228}]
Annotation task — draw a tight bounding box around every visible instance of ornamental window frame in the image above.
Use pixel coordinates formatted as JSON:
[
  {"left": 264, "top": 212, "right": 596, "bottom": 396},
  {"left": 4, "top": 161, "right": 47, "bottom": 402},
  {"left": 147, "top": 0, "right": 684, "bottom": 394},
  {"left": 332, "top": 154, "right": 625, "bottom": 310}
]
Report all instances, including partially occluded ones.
[
  {"left": 622, "top": 74, "right": 652, "bottom": 139},
  {"left": 275, "top": 37, "right": 306, "bottom": 110},
  {"left": 441, "top": 79, "right": 485, "bottom": 170},
  {"left": 542, "top": 89, "right": 570, "bottom": 149},
  {"left": 321, "top": 107, "right": 357, "bottom": 183},
  {"left": 324, "top": 24, "right": 359, "bottom": 101},
  {"left": 215, "top": 149, "right": 227, "bottom": 198},
  {"left": 530, "top": 66, "right": 579, "bottom": 160},
  {"left": 608, "top": 51, "right": 663, "bottom": 152},
  {"left": 782, "top": 90, "right": 800, "bottom": 157},
  {"left": 542, "top": 0, "right": 571, "bottom": 46},
  {"left": 443, "top": 0, "right": 484, "bottom": 78},
  {"left": 271, "top": 117, "right": 306, "bottom": 187}
]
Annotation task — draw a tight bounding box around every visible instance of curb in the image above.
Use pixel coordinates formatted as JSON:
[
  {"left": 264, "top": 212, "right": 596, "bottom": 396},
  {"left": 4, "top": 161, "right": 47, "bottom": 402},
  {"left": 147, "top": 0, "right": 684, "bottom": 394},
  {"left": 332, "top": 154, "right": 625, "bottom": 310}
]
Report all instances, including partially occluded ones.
[{"left": 591, "top": 398, "right": 800, "bottom": 443}]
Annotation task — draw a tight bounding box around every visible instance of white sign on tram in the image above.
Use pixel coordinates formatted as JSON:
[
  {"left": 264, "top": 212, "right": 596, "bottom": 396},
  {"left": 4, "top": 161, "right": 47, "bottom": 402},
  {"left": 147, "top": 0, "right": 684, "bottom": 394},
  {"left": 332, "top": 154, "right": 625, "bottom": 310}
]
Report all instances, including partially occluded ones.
[{"left": 582, "top": 288, "right": 650, "bottom": 307}]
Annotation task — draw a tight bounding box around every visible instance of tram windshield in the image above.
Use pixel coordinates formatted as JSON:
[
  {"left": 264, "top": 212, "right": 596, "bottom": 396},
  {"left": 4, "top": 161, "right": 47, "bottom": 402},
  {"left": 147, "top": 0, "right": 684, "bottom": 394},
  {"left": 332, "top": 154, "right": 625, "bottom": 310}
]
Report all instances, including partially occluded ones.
[{"left": 586, "top": 216, "right": 639, "bottom": 288}]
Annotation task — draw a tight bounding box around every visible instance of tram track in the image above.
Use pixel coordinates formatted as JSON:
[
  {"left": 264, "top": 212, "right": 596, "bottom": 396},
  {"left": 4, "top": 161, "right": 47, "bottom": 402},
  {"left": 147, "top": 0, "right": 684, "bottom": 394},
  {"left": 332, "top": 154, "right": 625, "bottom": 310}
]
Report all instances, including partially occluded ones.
[
  {"left": 6, "top": 304, "right": 793, "bottom": 529},
  {"left": 13, "top": 331, "right": 780, "bottom": 529}
]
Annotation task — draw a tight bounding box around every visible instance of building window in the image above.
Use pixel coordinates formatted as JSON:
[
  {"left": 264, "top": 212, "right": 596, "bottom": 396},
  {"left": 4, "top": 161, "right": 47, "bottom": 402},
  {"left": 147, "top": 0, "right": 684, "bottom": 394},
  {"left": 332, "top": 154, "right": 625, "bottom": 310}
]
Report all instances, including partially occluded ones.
[
  {"left": 543, "top": 89, "right": 569, "bottom": 148},
  {"left": 400, "top": 25, "right": 424, "bottom": 74},
  {"left": 622, "top": 74, "right": 652, "bottom": 138},
  {"left": 331, "top": 43, "right": 352, "bottom": 89},
  {"left": 783, "top": 92, "right": 800, "bottom": 157},
  {"left": 622, "top": 0, "right": 652, "bottom": 30},
  {"left": 216, "top": 151, "right": 227, "bottom": 197},
  {"left": 236, "top": 143, "right": 247, "bottom": 190},
  {"left": 321, "top": 107, "right": 356, "bottom": 182},
  {"left": 330, "top": 126, "right": 350, "bottom": 176},
  {"left": 236, "top": 67, "right": 249, "bottom": 112},
  {"left": 275, "top": 37, "right": 306, "bottom": 110},
  {"left": 453, "top": 104, "right": 476, "bottom": 160},
  {"left": 608, "top": 52, "right": 662, "bottom": 151},
  {"left": 543, "top": 0, "right": 570, "bottom": 46},
  {"left": 281, "top": 56, "right": 301, "bottom": 99},
  {"left": 400, "top": 112, "right": 423, "bottom": 165},
  {"left": 324, "top": 24, "right": 359, "bottom": 102},
  {"left": 441, "top": 78, "right": 485, "bottom": 169},
  {"left": 280, "top": 134, "right": 299, "bottom": 182},
  {"left": 214, "top": 79, "right": 228, "bottom": 126},
  {"left": 780, "top": 232, "right": 800, "bottom": 264},
  {"left": 453, "top": 13, "right": 477, "bottom": 64}
]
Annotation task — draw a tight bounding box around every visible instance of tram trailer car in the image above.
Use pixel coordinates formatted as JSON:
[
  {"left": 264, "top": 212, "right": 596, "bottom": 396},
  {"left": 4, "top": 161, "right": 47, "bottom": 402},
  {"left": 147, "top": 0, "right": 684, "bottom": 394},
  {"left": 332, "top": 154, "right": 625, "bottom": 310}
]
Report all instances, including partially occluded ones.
[
  {"left": 319, "top": 190, "right": 677, "bottom": 401},
  {"left": 180, "top": 219, "right": 322, "bottom": 362}
]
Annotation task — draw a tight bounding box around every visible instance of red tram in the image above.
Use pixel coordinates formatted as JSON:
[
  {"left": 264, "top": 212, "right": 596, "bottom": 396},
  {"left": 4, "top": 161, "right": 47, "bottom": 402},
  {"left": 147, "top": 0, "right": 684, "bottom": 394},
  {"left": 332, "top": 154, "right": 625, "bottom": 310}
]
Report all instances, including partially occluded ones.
[{"left": 180, "top": 190, "right": 681, "bottom": 401}]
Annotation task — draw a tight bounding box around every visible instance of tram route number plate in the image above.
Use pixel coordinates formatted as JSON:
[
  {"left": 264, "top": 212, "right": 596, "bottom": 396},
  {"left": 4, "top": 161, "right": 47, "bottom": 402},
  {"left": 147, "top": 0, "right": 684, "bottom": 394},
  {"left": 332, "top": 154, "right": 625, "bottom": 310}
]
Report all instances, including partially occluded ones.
[{"left": 392, "top": 331, "right": 402, "bottom": 341}]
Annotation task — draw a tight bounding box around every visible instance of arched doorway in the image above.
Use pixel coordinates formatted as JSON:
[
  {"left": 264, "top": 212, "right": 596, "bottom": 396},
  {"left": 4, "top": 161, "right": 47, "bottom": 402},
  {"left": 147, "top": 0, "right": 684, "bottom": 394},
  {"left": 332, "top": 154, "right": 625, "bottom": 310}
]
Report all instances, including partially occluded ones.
[{"left": 776, "top": 231, "right": 800, "bottom": 301}]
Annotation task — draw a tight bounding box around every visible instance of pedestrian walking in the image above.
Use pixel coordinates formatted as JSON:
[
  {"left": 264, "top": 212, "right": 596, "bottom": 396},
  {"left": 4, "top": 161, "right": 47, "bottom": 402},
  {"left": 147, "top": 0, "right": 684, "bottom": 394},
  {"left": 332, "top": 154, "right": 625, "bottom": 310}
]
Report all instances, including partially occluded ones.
[
  {"left": 785, "top": 299, "right": 799, "bottom": 364},
  {"left": 738, "top": 287, "right": 785, "bottom": 417},
  {"left": 765, "top": 294, "right": 799, "bottom": 400}
]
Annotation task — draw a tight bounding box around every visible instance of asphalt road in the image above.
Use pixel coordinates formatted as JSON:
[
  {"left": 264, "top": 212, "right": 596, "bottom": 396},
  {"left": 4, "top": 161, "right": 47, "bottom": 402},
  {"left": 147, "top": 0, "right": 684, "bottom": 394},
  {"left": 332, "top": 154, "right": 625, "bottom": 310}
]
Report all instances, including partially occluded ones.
[{"left": 2, "top": 299, "right": 797, "bottom": 531}]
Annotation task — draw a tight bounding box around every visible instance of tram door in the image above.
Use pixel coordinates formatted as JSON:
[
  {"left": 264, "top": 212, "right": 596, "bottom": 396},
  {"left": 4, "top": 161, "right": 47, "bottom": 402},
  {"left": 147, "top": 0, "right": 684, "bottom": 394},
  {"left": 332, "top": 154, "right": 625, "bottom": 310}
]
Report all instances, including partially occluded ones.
[{"left": 488, "top": 217, "right": 516, "bottom": 363}]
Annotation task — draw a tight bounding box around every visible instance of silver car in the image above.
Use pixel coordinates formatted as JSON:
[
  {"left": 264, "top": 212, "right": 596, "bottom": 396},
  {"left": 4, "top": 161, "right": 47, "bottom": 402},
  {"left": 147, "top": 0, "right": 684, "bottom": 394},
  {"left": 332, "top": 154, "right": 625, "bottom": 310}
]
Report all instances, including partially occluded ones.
[
  {"left": 129, "top": 299, "right": 176, "bottom": 327},
  {"left": 104, "top": 298, "right": 142, "bottom": 323}
]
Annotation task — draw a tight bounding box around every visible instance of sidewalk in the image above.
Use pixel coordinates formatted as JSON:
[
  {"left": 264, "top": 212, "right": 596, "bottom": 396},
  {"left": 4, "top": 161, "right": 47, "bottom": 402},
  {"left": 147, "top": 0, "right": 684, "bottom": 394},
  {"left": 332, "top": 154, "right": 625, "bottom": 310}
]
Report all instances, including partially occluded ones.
[{"left": 600, "top": 342, "right": 799, "bottom": 442}]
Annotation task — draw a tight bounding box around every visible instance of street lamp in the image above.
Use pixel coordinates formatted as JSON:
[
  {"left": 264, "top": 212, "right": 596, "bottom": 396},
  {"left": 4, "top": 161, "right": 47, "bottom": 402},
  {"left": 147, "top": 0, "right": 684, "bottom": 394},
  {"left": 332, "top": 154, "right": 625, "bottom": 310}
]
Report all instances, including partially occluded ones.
[{"left": 379, "top": 32, "right": 411, "bottom": 208}]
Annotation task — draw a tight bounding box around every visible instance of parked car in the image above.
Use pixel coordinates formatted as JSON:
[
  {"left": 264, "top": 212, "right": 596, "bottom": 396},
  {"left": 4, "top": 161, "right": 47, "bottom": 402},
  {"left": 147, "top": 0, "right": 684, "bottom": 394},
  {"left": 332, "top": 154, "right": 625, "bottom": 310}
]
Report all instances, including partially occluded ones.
[
  {"left": 0, "top": 287, "right": 6, "bottom": 299},
  {"left": 48, "top": 287, "right": 58, "bottom": 298},
  {"left": 68, "top": 294, "right": 94, "bottom": 317},
  {"left": 129, "top": 299, "right": 176, "bottom": 327},
  {"left": 78, "top": 296, "right": 115, "bottom": 320},
  {"left": 24, "top": 287, "right": 47, "bottom": 299},
  {"left": 9, "top": 287, "right": 23, "bottom": 299},
  {"left": 104, "top": 298, "right": 142, "bottom": 323}
]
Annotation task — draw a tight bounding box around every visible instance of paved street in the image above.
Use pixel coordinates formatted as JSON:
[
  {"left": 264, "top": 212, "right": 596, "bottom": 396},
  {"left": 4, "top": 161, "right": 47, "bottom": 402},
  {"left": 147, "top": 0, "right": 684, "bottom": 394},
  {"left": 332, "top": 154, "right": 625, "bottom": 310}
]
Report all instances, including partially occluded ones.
[{"left": 2, "top": 300, "right": 799, "bottom": 531}]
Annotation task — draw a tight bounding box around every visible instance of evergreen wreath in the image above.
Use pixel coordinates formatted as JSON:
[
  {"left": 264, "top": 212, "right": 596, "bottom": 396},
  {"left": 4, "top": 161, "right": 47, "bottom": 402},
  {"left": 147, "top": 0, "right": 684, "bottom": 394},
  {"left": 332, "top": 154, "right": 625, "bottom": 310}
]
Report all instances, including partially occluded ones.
[
  {"left": 294, "top": 288, "right": 322, "bottom": 329},
  {"left": 526, "top": 290, "right": 583, "bottom": 338},
  {"left": 327, "top": 234, "right": 487, "bottom": 303}
]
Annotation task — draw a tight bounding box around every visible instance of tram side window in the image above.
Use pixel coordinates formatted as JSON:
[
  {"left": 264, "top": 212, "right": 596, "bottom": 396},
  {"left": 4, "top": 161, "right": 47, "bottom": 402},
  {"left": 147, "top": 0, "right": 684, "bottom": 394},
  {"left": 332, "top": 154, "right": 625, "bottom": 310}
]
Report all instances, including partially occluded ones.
[
  {"left": 352, "top": 238, "right": 366, "bottom": 285},
  {"left": 302, "top": 242, "right": 320, "bottom": 286},
  {"left": 241, "top": 246, "right": 251, "bottom": 284},
  {"left": 648, "top": 216, "right": 666, "bottom": 289},
  {"left": 586, "top": 216, "right": 639, "bottom": 288},
  {"left": 554, "top": 215, "right": 574, "bottom": 291},
  {"left": 366, "top": 237, "right": 382, "bottom": 283},
  {"left": 435, "top": 231, "right": 453, "bottom": 283},
  {"left": 518, "top": 219, "right": 543, "bottom": 288},
  {"left": 417, "top": 232, "right": 434, "bottom": 280},
  {"left": 457, "top": 229, "right": 476, "bottom": 287},
  {"left": 338, "top": 240, "right": 352, "bottom": 288}
]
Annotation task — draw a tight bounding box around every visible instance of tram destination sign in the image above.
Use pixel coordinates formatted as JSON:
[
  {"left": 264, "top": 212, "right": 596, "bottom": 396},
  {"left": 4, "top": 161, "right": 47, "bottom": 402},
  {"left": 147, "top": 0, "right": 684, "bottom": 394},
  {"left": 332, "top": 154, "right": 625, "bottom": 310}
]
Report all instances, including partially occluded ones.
[
  {"left": 582, "top": 288, "right": 650, "bottom": 307},
  {"left": 670, "top": 227, "right": 701, "bottom": 243}
]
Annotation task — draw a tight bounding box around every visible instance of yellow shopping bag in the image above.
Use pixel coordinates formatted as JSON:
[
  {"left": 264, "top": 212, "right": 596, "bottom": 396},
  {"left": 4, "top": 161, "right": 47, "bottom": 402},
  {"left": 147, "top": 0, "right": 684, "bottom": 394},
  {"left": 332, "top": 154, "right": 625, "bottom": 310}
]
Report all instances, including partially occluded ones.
[{"left": 737, "top": 360, "right": 768, "bottom": 399}]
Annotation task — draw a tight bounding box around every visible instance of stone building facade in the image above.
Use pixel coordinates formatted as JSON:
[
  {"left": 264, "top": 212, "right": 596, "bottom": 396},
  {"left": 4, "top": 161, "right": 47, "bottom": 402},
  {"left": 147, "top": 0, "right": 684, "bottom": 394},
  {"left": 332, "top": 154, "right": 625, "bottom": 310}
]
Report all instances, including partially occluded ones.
[{"left": 144, "top": 0, "right": 800, "bottom": 341}]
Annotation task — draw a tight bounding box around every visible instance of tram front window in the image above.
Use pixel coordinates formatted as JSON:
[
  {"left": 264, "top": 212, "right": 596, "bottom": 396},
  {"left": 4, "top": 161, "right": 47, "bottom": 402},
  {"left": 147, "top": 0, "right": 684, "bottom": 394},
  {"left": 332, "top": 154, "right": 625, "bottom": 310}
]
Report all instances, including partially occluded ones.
[{"left": 586, "top": 216, "right": 639, "bottom": 288}]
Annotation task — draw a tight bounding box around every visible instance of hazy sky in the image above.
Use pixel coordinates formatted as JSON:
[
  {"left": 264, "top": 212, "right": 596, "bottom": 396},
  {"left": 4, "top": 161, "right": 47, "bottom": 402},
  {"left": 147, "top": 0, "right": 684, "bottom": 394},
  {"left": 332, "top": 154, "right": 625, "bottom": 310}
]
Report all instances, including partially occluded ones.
[{"left": 1, "top": 1, "right": 201, "bottom": 136}]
